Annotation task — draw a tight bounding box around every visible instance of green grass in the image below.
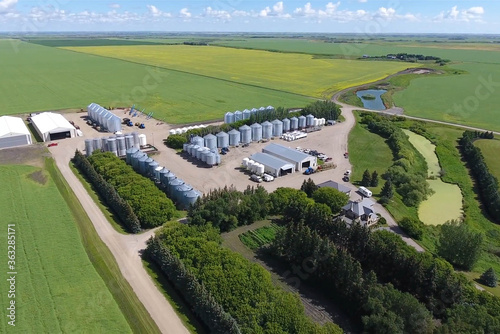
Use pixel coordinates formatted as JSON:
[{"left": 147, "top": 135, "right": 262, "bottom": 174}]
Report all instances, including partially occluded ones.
[
  {"left": 239, "top": 224, "right": 281, "bottom": 250},
  {"left": 27, "top": 39, "right": 167, "bottom": 47},
  {"left": 475, "top": 138, "right": 500, "bottom": 183},
  {"left": 0, "top": 161, "right": 134, "bottom": 333},
  {"left": 347, "top": 112, "right": 393, "bottom": 196},
  {"left": 0, "top": 40, "right": 309, "bottom": 124}
]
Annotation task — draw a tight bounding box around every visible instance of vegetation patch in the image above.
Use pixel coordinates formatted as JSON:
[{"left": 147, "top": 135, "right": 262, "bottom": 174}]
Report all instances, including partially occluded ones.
[
  {"left": 27, "top": 169, "right": 47, "bottom": 185},
  {"left": 418, "top": 179, "right": 463, "bottom": 225},
  {"left": 475, "top": 138, "right": 500, "bottom": 185},
  {"left": 27, "top": 38, "right": 167, "bottom": 47},
  {"left": 239, "top": 223, "right": 281, "bottom": 250}
]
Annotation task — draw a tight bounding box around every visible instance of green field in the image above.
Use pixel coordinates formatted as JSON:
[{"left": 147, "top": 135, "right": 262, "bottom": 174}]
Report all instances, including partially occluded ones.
[
  {"left": 0, "top": 40, "right": 310, "bottom": 123},
  {"left": 63, "top": 45, "right": 414, "bottom": 98},
  {"left": 403, "top": 130, "right": 441, "bottom": 177},
  {"left": 475, "top": 139, "right": 500, "bottom": 182},
  {"left": 239, "top": 223, "right": 281, "bottom": 250},
  {"left": 27, "top": 38, "right": 167, "bottom": 47},
  {"left": 0, "top": 164, "right": 131, "bottom": 333}
]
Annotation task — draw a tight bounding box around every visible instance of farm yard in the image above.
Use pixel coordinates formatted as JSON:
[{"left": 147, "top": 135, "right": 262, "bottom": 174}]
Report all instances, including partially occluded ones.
[
  {"left": 475, "top": 138, "right": 500, "bottom": 183},
  {"left": 0, "top": 161, "right": 131, "bottom": 333}
]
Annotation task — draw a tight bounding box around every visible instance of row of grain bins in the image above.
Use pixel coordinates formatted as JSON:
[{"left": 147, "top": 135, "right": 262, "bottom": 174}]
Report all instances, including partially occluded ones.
[
  {"left": 85, "top": 132, "right": 146, "bottom": 157},
  {"left": 182, "top": 135, "right": 222, "bottom": 166},
  {"left": 224, "top": 106, "right": 274, "bottom": 124},
  {"left": 169, "top": 124, "right": 207, "bottom": 135},
  {"left": 87, "top": 103, "right": 122, "bottom": 133},
  {"left": 126, "top": 148, "right": 201, "bottom": 208}
]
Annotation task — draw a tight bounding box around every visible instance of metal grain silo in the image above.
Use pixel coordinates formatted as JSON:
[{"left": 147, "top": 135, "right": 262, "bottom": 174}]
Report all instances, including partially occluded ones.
[
  {"left": 158, "top": 168, "right": 169, "bottom": 185},
  {"left": 216, "top": 131, "right": 229, "bottom": 148},
  {"left": 162, "top": 171, "right": 176, "bottom": 189},
  {"left": 196, "top": 147, "right": 205, "bottom": 160},
  {"left": 190, "top": 145, "right": 200, "bottom": 157},
  {"left": 282, "top": 118, "right": 290, "bottom": 132},
  {"left": 100, "top": 137, "right": 108, "bottom": 151},
  {"left": 251, "top": 108, "right": 258, "bottom": 117},
  {"left": 259, "top": 106, "right": 266, "bottom": 114},
  {"left": 92, "top": 138, "right": 101, "bottom": 151},
  {"left": 228, "top": 129, "right": 240, "bottom": 146},
  {"left": 201, "top": 149, "right": 210, "bottom": 163},
  {"left": 126, "top": 147, "right": 139, "bottom": 164},
  {"left": 85, "top": 139, "right": 94, "bottom": 157},
  {"left": 137, "top": 155, "right": 149, "bottom": 174},
  {"left": 184, "top": 190, "right": 201, "bottom": 208},
  {"left": 206, "top": 152, "right": 216, "bottom": 166},
  {"left": 239, "top": 124, "right": 251, "bottom": 144},
  {"left": 186, "top": 144, "right": 194, "bottom": 155},
  {"left": 250, "top": 123, "right": 262, "bottom": 142},
  {"left": 306, "top": 114, "right": 315, "bottom": 127},
  {"left": 125, "top": 135, "right": 134, "bottom": 149},
  {"left": 243, "top": 109, "right": 251, "bottom": 120},
  {"left": 215, "top": 153, "right": 221, "bottom": 165},
  {"left": 262, "top": 121, "right": 273, "bottom": 140},
  {"left": 204, "top": 134, "right": 217, "bottom": 150},
  {"left": 155, "top": 167, "right": 165, "bottom": 182},
  {"left": 148, "top": 161, "right": 159, "bottom": 177},
  {"left": 234, "top": 110, "right": 242, "bottom": 122},
  {"left": 138, "top": 134, "right": 147, "bottom": 147},
  {"left": 191, "top": 136, "right": 204, "bottom": 147},
  {"left": 168, "top": 178, "right": 184, "bottom": 198},
  {"left": 266, "top": 105, "right": 275, "bottom": 112},
  {"left": 224, "top": 112, "right": 235, "bottom": 124},
  {"left": 117, "top": 137, "right": 126, "bottom": 156},
  {"left": 272, "top": 119, "right": 283, "bottom": 137},
  {"left": 290, "top": 117, "right": 298, "bottom": 130},
  {"left": 175, "top": 184, "right": 192, "bottom": 203},
  {"left": 131, "top": 151, "right": 144, "bottom": 170},
  {"left": 298, "top": 115, "right": 307, "bottom": 128},
  {"left": 132, "top": 132, "right": 140, "bottom": 149},
  {"left": 183, "top": 143, "right": 190, "bottom": 152},
  {"left": 107, "top": 138, "right": 118, "bottom": 156}
]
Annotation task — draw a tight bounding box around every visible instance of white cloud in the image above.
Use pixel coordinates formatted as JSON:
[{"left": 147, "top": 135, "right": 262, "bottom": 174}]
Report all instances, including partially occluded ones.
[
  {"left": 260, "top": 2, "right": 288, "bottom": 17},
  {"left": 358, "top": 0, "right": 367, "bottom": 2},
  {"left": 147, "top": 5, "right": 160, "bottom": 16},
  {"left": 203, "top": 7, "right": 231, "bottom": 20},
  {"left": 273, "top": 2, "right": 284, "bottom": 14},
  {"left": 294, "top": 2, "right": 316, "bottom": 17},
  {"left": 179, "top": 8, "right": 191, "bottom": 18},
  {"left": 0, "top": 0, "right": 17, "bottom": 13},
  {"left": 434, "top": 6, "right": 484, "bottom": 22},
  {"left": 109, "top": 3, "right": 120, "bottom": 9}
]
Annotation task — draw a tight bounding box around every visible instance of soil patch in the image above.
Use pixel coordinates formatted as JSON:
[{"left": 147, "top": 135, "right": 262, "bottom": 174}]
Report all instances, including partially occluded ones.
[
  {"left": 28, "top": 169, "right": 48, "bottom": 185},
  {"left": 0, "top": 144, "right": 48, "bottom": 167}
]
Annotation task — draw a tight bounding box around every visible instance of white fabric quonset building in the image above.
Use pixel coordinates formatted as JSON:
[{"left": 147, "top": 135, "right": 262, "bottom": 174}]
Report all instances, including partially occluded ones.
[
  {"left": 0, "top": 116, "right": 32, "bottom": 149},
  {"left": 31, "top": 112, "right": 76, "bottom": 142}
]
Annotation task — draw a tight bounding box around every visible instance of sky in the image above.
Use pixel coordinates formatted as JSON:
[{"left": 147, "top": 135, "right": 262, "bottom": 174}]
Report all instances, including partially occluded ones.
[{"left": 0, "top": 0, "right": 498, "bottom": 34}]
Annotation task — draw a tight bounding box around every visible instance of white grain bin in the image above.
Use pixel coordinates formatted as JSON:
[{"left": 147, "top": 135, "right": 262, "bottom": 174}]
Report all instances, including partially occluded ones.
[
  {"left": 184, "top": 190, "right": 201, "bottom": 208},
  {"left": 262, "top": 121, "right": 273, "bottom": 140},
  {"left": 100, "top": 137, "right": 108, "bottom": 151},
  {"left": 107, "top": 138, "right": 118, "bottom": 156},
  {"left": 321, "top": 118, "right": 326, "bottom": 126},
  {"left": 215, "top": 154, "right": 221, "bottom": 165},
  {"left": 247, "top": 160, "right": 255, "bottom": 171},
  {"left": 131, "top": 132, "right": 139, "bottom": 149},
  {"left": 85, "top": 139, "right": 94, "bottom": 157},
  {"left": 243, "top": 109, "right": 251, "bottom": 120},
  {"left": 174, "top": 129, "right": 182, "bottom": 135},
  {"left": 250, "top": 108, "right": 258, "bottom": 117},
  {"left": 239, "top": 125, "right": 252, "bottom": 144},
  {"left": 290, "top": 117, "right": 299, "bottom": 130},
  {"left": 266, "top": 105, "right": 275, "bottom": 112},
  {"left": 191, "top": 145, "right": 200, "bottom": 157},
  {"left": 154, "top": 166, "right": 163, "bottom": 181},
  {"left": 204, "top": 134, "right": 217, "bottom": 150},
  {"left": 250, "top": 123, "right": 262, "bottom": 142},
  {"left": 216, "top": 131, "right": 229, "bottom": 148},
  {"left": 169, "top": 129, "right": 176, "bottom": 135},
  {"left": 228, "top": 129, "right": 240, "bottom": 147},
  {"left": 313, "top": 118, "right": 319, "bottom": 127},
  {"left": 187, "top": 126, "right": 194, "bottom": 131},
  {"left": 183, "top": 143, "right": 190, "bottom": 152},
  {"left": 138, "top": 134, "right": 147, "bottom": 147},
  {"left": 257, "top": 163, "right": 265, "bottom": 175},
  {"left": 206, "top": 152, "right": 216, "bottom": 166},
  {"left": 148, "top": 160, "right": 159, "bottom": 177},
  {"left": 234, "top": 110, "right": 243, "bottom": 122},
  {"left": 117, "top": 137, "right": 126, "bottom": 156},
  {"left": 168, "top": 178, "right": 184, "bottom": 198},
  {"left": 298, "top": 115, "right": 307, "bottom": 128},
  {"left": 201, "top": 149, "right": 211, "bottom": 163},
  {"left": 242, "top": 158, "right": 249, "bottom": 168},
  {"left": 196, "top": 147, "right": 205, "bottom": 160},
  {"left": 191, "top": 136, "right": 204, "bottom": 147},
  {"left": 272, "top": 119, "right": 283, "bottom": 138},
  {"left": 306, "top": 114, "right": 315, "bottom": 127},
  {"left": 126, "top": 147, "right": 139, "bottom": 164},
  {"left": 251, "top": 162, "right": 259, "bottom": 173},
  {"left": 282, "top": 118, "right": 290, "bottom": 132},
  {"left": 259, "top": 106, "right": 266, "bottom": 114},
  {"left": 124, "top": 135, "right": 133, "bottom": 149},
  {"left": 224, "top": 112, "right": 235, "bottom": 124}
]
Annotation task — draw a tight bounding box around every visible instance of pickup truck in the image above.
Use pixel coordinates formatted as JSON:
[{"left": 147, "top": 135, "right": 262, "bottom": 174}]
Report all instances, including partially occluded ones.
[
  {"left": 262, "top": 174, "right": 274, "bottom": 182},
  {"left": 250, "top": 174, "right": 263, "bottom": 183}
]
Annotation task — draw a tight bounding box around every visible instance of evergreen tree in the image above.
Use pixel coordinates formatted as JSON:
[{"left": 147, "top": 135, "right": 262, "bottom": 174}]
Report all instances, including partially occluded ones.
[
  {"left": 361, "top": 169, "right": 372, "bottom": 187},
  {"left": 301, "top": 178, "right": 319, "bottom": 198},
  {"left": 370, "top": 170, "right": 379, "bottom": 187},
  {"left": 480, "top": 267, "right": 498, "bottom": 287},
  {"left": 380, "top": 180, "right": 394, "bottom": 199}
]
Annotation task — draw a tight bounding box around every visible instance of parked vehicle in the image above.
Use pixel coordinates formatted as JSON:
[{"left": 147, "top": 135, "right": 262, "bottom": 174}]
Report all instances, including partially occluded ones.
[
  {"left": 262, "top": 174, "right": 274, "bottom": 182},
  {"left": 250, "top": 174, "right": 263, "bottom": 183},
  {"left": 47, "top": 143, "right": 58, "bottom": 147},
  {"left": 358, "top": 186, "right": 372, "bottom": 197},
  {"left": 303, "top": 167, "right": 315, "bottom": 175},
  {"left": 344, "top": 170, "right": 352, "bottom": 177}
]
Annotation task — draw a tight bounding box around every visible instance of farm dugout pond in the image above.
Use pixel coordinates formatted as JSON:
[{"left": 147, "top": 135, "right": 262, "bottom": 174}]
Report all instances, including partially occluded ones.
[
  {"left": 356, "top": 89, "right": 387, "bottom": 110},
  {"left": 403, "top": 130, "right": 463, "bottom": 225}
]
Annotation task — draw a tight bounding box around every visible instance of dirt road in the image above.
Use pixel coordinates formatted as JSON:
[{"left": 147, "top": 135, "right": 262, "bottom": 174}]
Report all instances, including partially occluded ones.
[{"left": 50, "top": 142, "right": 189, "bottom": 334}]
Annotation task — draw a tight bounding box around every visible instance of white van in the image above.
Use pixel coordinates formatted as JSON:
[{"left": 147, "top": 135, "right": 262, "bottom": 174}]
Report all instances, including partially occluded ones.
[{"left": 358, "top": 186, "right": 372, "bottom": 197}]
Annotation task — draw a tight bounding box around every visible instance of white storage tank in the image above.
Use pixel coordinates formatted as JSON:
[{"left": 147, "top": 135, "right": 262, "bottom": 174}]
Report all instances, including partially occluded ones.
[
  {"left": 262, "top": 121, "right": 273, "bottom": 140},
  {"left": 215, "top": 154, "right": 221, "bottom": 165},
  {"left": 138, "top": 134, "right": 147, "bottom": 147},
  {"left": 85, "top": 139, "right": 94, "bottom": 157},
  {"left": 228, "top": 129, "right": 240, "bottom": 147},
  {"left": 191, "top": 145, "right": 200, "bottom": 157},
  {"left": 107, "top": 138, "right": 118, "bottom": 156},
  {"left": 257, "top": 164, "right": 265, "bottom": 175},
  {"left": 131, "top": 132, "right": 139, "bottom": 149},
  {"left": 251, "top": 162, "right": 259, "bottom": 173},
  {"left": 247, "top": 160, "right": 255, "bottom": 171},
  {"left": 125, "top": 135, "right": 134, "bottom": 149},
  {"left": 242, "top": 158, "right": 249, "bottom": 168},
  {"left": 290, "top": 117, "right": 299, "bottom": 130},
  {"left": 234, "top": 110, "right": 242, "bottom": 122},
  {"left": 306, "top": 114, "right": 315, "bottom": 127},
  {"left": 196, "top": 147, "right": 205, "bottom": 160},
  {"left": 174, "top": 129, "right": 182, "bottom": 135},
  {"left": 272, "top": 119, "right": 283, "bottom": 138},
  {"left": 169, "top": 129, "right": 176, "bottom": 135},
  {"left": 298, "top": 115, "right": 307, "bottom": 128},
  {"left": 243, "top": 109, "right": 251, "bottom": 120},
  {"left": 206, "top": 152, "right": 216, "bottom": 166},
  {"left": 239, "top": 125, "right": 252, "bottom": 144},
  {"left": 117, "top": 137, "right": 126, "bottom": 156},
  {"left": 282, "top": 118, "right": 290, "bottom": 132},
  {"left": 224, "top": 112, "right": 235, "bottom": 124},
  {"left": 191, "top": 136, "right": 204, "bottom": 147},
  {"left": 216, "top": 131, "right": 229, "bottom": 148},
  {"left": 250, "top": 123, "right": 262, "bottom": 142},
  {"left": 204, "top": 134, "right": 217, "bottom": 150},
  {"left": 313, "top": 118, "right": 319, "bottom": 127}
]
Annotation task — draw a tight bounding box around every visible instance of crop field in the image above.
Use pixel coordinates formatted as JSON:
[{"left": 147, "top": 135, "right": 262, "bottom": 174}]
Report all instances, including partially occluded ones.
[
  {"left": 239, "top": 223, "right": 281, "bottom": 250},
  {"left": 63, "top": 45, "right": 415, "bottom": 98},
  {"left": 0, "top": 164, "right": 130, "bottom": 333},
  {"left": 475, "top": 139, "right": 500, "bottom": 182},
  {"left": 0, "top": 40, "right": 309, "bottom": 124},
  {"left": 27, "top": 38, "right": 166, "bottom": 47}
]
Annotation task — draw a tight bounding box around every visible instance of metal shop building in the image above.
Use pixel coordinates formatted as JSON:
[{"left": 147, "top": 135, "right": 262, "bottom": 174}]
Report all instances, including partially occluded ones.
[
  {"left": 262, "top": 143, "right": 317, "bottom": 172},
  {"left": 0, "top": 116, "right": 32, "bottom": 149},
  {"left": 250, "top": 152, "right": 295, "bottom": 177}
]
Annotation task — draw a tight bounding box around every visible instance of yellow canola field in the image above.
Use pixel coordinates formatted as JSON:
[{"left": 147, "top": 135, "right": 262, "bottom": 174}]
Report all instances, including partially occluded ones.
[{"left": 64, "top": 45, "right": 416, "bottom": 98}]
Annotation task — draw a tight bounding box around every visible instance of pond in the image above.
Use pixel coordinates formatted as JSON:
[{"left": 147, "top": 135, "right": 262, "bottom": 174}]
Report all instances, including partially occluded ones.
[
  {"left": 356, "top": 89, "right": 387, "bottom": 110},
  {"left": 403, "top": 130, "right": 463, "bottom": 226}
]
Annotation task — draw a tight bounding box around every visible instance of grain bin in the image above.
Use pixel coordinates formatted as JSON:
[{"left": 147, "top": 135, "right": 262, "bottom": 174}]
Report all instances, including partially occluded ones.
[
  {"left": 306, "top": 114, "right": 315, "bottom": 127},
  {"left": 201, "top": 149, "right": 211, "bottom": 163},
  {"left": 272, "top": 119, "right": 283, "bottom": 137},
  {"left": 184, "top": 190, "right": 201, "bottom": 208},
  {"left": 204, "top": 134, "right": 217, "bottom": 150},
  {"left": 92, "top": 138, "right": 101, "bottom": 151},
  {"left": 158, "top": 168, "right": 169, "bottom": 184},
  {"left": 191, "top": 136, "right": 204, "bottom": 147},
  {"left": 282, "top": 118, "right": 290, "bottom": 132},
  {"left": 175, "top": 184, "right": 192, "bottom": 203},
  {"left": 215, "top": 154, "right": 221, "bottom": 165},
  {"left": 117, "top": 137, "right": 126, "bottom": 156},
  {"left": 162, "top": 171, "right": 176, "bottom": 189},
  {"left": 138, "top": 134, "right": 147, "bottom": 147},
  {"left": 234, "top": 110, "right": 242, "bottom": 122},
  {"left": 242, "top": 158, "right": 249, "bottom": 168},
  {"left": 168, "top": 178, "right": 184, "bottom": 198},
  {"left": 191, "top": 145, "right": 200, "bottom": 157},
  {"left": 169, "top": 129, "right": 175, "bottom": 135},
  {"left": 206, "top": 152, "right": 216, "bottom": 166},
  {"left": 138, "top": 156, "right": 149, "bottom": 174},
  {"left": 148, "top": 161, "right": 159, "bottom": 177},
  {"left": 228, "top": 129, "right": 240, "bottom": 147},
  {"left": 298, "top": 115, "right": 307, "bottom": 128},
  {"left": 243, "top": 109, "right": 251, "bottom": 120},
  {"left": 183, "top": 143, "right": 190, "bottom": 152},
  {"left": 262, "top": 121, "right": 273, "bottom": 140},
  {"left": 224, "top": 112, "right": 235, "bottom": 124},
  {"left": 257, "top": 163, "right": 265, "bottom": 175},
  {"left": 100, "top": 137, "right": 108, "bottom": 151},
  {"left": 126, "top": 147, "right": 139, "bottom": 164},
  {"left": 259, "top": 106, "right": 266, "bottom": 114},
  {"left": 131, "top": 151, "right": 145, "bottom": 170},
  {"left": 107, "top": 138, "right": 118, "bottom": 156},
  {"left": 125, "top": 135, "right": 134, "bottom": 149},
  {"left": 196, "top": 147, "right": 205, "bottom": 160},
  {"left": 239, "top": 124, "right": 251, "bottom": 144},
  {"left": 247, "top": 160, "right": 255, "bottom": 171},
  {"left": 250, "top": 123, "right": 262, "bottom": 142},
  {"left": 266, "top": 105, "right": 275, "bottom": 112},
  {"left": 251, "top": 108, "right": 258, "bottom": 116},
  {"left": 216, "top": 131, "right": 229, "bottom": 148},
  {"left": 131, "top": 132, "right": 140, "bottom": 149},
  {"left": 85, "top": 139, "right": 94, "bottom": 157},
  {"left": 290, "top": 117, "right": 298, "bottom": 130}
]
